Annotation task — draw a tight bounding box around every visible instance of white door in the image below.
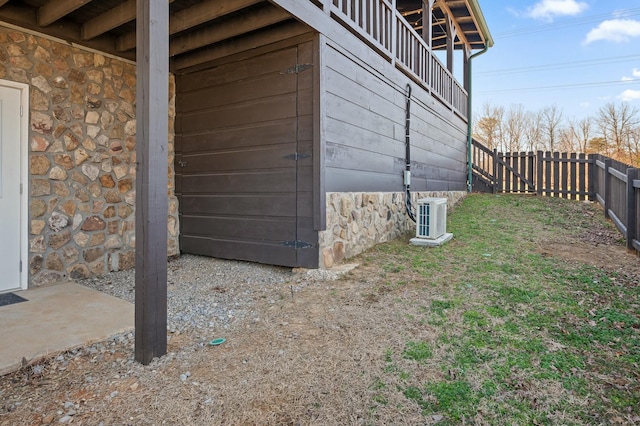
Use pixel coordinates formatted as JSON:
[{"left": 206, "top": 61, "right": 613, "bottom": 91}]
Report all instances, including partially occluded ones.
[{"left": 0, "top": 83, "right": 25, "bottom": 292}]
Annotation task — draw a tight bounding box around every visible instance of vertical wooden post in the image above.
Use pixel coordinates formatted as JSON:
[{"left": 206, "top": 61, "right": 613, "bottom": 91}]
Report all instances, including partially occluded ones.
[
  {"left": 587, "top": 154, "right": 596, "bottom": 201},
  {"left": 578, "top": 153, "right": 586, "bottom": 200},
  {"left": 497, "top": 152, "right": 504, "bottom": 193},
  {"left": 570, "top": 153, "right": 577, "bottom": 200},
  {"left": 390, "top": 0, "right": 397, "bottom": 66},
  {"left": 445, "top": 14, "right": 455, "bottom": 74},
  {"left": 423, "top": 0, "right": 434, "bottom": 88},
  {"left": 492, "top": 148, "right": 498, "bottom": 194},
  {"left": 527, "top": 152, "right": 534, "bottom": 193},
  {"left": 603, "top": 159, "right": 611, "bottom": 219},
  {"left": 561, "top": 152, "right": 568, "bottom": 199},
  {"left": 536, "top": 151, "right": 543, "bottom": 196},
  {"left": 322, "top": 0, "right": 331, "bottom": 14},
  {"left": 553, "top": 152, "right": 560, "bottom": 198},
  {"left": 135, "top": 0, "right": 169, "bottom": 365},
  {"left": 626, "top": 168, "right": 638, "bottom": 251}
]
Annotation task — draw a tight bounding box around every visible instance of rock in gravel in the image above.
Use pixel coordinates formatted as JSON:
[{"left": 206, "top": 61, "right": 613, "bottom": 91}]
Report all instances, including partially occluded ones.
[{"left": 59, "top": 415, "right": 72, "bottom": 424}]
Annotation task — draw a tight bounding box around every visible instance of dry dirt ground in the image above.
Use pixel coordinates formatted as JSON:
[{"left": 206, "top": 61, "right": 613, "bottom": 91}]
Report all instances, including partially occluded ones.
[{"left": 1, "top": 199, "right": 638, "bottom": 425}]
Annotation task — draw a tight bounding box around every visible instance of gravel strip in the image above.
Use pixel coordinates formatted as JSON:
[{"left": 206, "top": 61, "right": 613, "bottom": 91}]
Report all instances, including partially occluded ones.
[{"left": 79, "top": 254, "right": 311, "bottom": 336}]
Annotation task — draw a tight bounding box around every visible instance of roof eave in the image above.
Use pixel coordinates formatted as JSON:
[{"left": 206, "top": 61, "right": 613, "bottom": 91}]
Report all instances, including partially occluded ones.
[{"left": 467, "top": 0, "right": 493, "bottom": 48}]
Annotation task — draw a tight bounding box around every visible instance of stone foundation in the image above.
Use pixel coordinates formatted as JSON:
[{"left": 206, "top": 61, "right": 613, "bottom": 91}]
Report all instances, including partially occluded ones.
[
  {"left": 0, "top": 26, "right": 179, "bottom": 286},
  {"left": 319, "top": 191, "right": 465, "bottom": 268}
]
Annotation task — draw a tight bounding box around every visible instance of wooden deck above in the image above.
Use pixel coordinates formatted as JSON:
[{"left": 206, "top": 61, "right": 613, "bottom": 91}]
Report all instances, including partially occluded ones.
[
  {"left": 0, "top": 0, "right": 303, "bottom": 67},
  {"left": 0, "top": 0, "right": 491, "bottom": 118}
]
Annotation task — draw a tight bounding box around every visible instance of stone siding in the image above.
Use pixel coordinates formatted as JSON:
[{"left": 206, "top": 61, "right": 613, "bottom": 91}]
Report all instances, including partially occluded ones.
[
  {"left": 0, "top": 26, "right": 179, "bottom": 286},
  {"left": 319, "top": 191, "right": 465, "bottom": 268}
]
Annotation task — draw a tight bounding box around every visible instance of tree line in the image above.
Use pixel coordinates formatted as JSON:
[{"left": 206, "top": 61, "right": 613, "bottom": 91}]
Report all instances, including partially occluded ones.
[{"left": 473, "top": 102, "right": 640, "bottom": 167}]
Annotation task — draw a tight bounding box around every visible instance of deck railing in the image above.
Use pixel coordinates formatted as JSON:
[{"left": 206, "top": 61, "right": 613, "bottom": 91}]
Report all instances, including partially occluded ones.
[
  {"left": 331, "top": 0, "right": 394, "bottom": 54},
  {"left": 324, "top": 0, "right": 468, "bottom": 118}
]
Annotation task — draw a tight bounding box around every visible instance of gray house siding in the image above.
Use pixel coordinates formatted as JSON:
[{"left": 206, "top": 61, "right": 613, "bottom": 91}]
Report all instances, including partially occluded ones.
[{"left": 322, "top": 39, "right": 468, "bottom": 193}]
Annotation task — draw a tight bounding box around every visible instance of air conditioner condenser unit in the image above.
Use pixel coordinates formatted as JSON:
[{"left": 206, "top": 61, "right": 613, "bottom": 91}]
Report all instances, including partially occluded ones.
[{"left": 410, "top": 197, "right": 453, "bottom": 247}]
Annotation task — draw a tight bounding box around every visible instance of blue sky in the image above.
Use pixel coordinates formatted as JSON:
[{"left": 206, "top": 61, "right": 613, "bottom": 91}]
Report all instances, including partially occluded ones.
[{"left": 470, "top": 0, "right": 640, "bottom": 121}]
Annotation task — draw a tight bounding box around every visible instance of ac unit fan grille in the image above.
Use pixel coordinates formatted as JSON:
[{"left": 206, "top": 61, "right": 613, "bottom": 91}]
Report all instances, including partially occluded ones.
[
  {"left": 418, "top": 203, "right": 430, "bottom": 237},
  {"left": 415, "top": 198, "right": 447, "bottom": 239}
]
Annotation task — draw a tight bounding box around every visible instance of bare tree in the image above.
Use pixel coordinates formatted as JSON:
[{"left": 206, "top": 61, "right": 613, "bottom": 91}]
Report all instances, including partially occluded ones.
[
  {"left": 628, "top": 126, "right": 640, "bottom": 166},
  {"left": 596, "top": 102, "right": 639, "bottom": 163},
  {"left": 558, "top": 127, "right": 578, "bottom": 152},
  {"left": 523, "top": 110, "right": 543, "bottom": 152},
  {"left": 474, "top": 102, "right": 505, "bottom": 150},
  {"left": 576, "top": 117, "right": 592, "bottom": 153},
  {"left": 540, "top": 105, "right": 564, "bottom": 152},
  {"left": 504, "top": 104, "right": 526, "bottom": 152},
  {"left": 562, "top": 117, "right": 592, "bottom": 153}
]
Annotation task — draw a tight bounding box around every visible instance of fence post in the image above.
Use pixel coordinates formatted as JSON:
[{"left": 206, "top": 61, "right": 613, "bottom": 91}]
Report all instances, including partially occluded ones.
[
  {"left": 492, "top": 149, "right": 498, "bottom": 194},
  {"left": 536, "top": 151, "right": 543, "bottom": 196},
  {"left": 627, "top": 168, "right": 639, "bottom": 251},
  {"left": 603, "top": 158, "right": 611, "bottom": 219},
  {"left": 588, "top": 154, "right": 595, "bottom": 201}
]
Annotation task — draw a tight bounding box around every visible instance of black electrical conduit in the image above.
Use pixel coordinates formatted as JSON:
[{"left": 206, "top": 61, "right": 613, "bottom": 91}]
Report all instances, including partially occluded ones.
[{"left": 404, "top": 84, "right": 416, "bottom": 223}]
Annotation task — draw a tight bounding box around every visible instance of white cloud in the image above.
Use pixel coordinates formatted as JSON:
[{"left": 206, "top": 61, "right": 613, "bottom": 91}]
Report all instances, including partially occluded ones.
[
  {"left": 579, "top": 101, "right": 591, "bottom": 109},
  {"left": 584, "top": 19, "right": 640, "bottom": 44},
  {"left": 622, "top": 76, "right": 635, "bottom": 82},
  {"left": 618, "top": 89, "right": 640, "bottom": 102},
  {"left": 634, "top": 68, "right": 640, "bottom": 78},
  {"left": 527, "top": 0, "right": 588, "bottom": 21}
]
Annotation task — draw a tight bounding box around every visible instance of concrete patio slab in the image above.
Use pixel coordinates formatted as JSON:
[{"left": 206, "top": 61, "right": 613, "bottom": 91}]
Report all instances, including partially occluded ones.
[{"left": 0, "top": 282, "right": 133, "bottom": 375}]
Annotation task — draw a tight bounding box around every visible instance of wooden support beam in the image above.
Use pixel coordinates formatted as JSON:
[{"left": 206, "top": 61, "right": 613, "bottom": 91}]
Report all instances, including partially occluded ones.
[
  {"left": 435, "top": 0, "right": 470, "bottom": 50},
  {"left": 445, "top": 14, "right": 455, "bottom": 73},
  {"left": 82, "top": 0, "right": 175, "bottom": 41},
  {"left": 0, "top": 3, "right": 135, "bottom": 60},
  {"left": 422, "top": 0, "right": 434, "bottom": 48},
  {"left": 82, "top": 0, "right": 136, "bottom": 40},
  {"left": 118, "top": 0, "right": 262, "bottom": 52},
  {"left": 0, "top": 0, "right": 11, "bottom": 8},
  {"left": 173, "top": 20, "right": 308, "bottom": 71},
  {"left": 38, "top": 0, "right": 94, "bottom": 27},
  {"left": 268, "top": 0, "right": 328, "bottom": 34},
  {"left": 170, "top": 6, "right": 290, "bottom": 57},
  {"left": 135, "top": 0, "right": 169, "bottom": 365}
]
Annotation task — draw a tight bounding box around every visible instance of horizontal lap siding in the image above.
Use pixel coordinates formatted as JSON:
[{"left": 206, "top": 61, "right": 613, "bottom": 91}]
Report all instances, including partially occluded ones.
[
  {"left": 323, "top": 43, "right": 467, "bottom": 192},
  {"left": 176, "top": 43, "right": 317, "bottom": 267}
]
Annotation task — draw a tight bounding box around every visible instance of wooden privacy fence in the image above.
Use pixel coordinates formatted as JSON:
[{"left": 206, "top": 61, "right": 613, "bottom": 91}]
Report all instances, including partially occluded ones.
[
  {"left": 537, "top": 151, "right": 590, "bottom": 200},
  {"left": 472, "top": 140, "right": 537, "bottom": 194},
  {"left": 591, "top": 155, "right": 640, "bottom": 251},
  {"left": 472, "top": 139, "right": 640, "bottom": 253}
]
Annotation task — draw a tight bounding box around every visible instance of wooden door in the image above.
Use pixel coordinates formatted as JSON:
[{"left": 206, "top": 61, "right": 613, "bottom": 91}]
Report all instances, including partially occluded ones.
[{"left": 175, "top": 43, "right": 317, "bottom": 268}]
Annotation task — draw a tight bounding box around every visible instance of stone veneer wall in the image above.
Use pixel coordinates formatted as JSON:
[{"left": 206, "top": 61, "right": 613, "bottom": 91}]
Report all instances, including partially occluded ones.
[
  {"left": 0, "top": 26, "right": 179, "bottom": 287},
  {"left": 319, "top": 191, "right": 466, "bottom": 268}
]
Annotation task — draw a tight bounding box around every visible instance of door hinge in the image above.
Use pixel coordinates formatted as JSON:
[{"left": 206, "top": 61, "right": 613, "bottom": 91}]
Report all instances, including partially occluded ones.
[
  {"left": 281, "top": 63, "right": 313, "bottom": 74},
  {"left": 20, "top": 183, "right": 23, "bottom": 194},
  {"left": 20, "top": 104, "right": 23, "bottom": 117},
  {"left": 20, "top": 260, "right": 22, "bottom": 273},
  {"left": 283, "top": 152, "right": 311, "bottom": 161},
  {"left": 281, "top": 240, "right": 314, "bottom": 249}
]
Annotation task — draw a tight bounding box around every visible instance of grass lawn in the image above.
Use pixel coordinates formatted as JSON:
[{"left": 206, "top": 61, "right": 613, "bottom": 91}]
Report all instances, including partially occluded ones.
[
  {"left": 1, "top": 193, "right": 638, "bottom": 425},
  {"left": 357, "top": 194, "right": 639, "bottom": 425}
]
